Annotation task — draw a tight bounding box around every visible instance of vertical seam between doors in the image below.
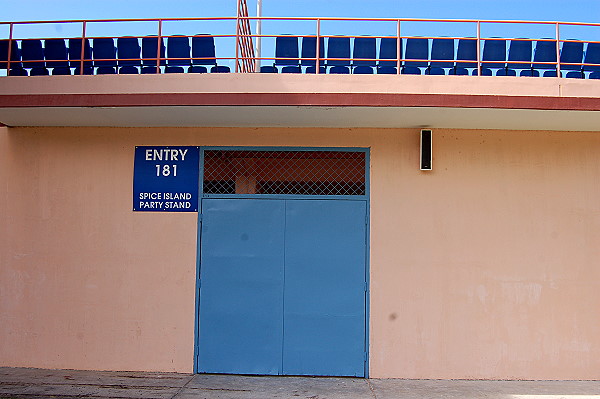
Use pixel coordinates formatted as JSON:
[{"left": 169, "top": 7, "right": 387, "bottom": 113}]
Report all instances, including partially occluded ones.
[
  {"left": 281, "top": 200, "right": 287, "bottom": 375},
  {"left": 364, "top": 148, "right": 370, "bottom": 379}
]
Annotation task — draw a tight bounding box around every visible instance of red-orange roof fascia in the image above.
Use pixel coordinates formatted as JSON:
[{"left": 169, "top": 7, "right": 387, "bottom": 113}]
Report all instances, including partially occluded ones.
[{"left": 0, "top": 93, "right": 599, "bottom": 111}]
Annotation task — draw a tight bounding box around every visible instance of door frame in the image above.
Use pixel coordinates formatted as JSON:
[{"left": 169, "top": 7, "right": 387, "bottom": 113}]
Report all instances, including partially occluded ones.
[{"left": 193, "top": 146, "right": 371, "bottom": 377}]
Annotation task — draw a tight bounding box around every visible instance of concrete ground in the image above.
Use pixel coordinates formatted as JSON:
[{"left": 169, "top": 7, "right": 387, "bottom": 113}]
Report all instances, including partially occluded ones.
[{"left": 1, "top": 367, "right": 599, "bottom": 399}]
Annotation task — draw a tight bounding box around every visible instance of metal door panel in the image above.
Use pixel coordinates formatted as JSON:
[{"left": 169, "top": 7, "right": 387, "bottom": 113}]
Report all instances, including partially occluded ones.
[
  {"left": 282, "top": 200, "right": 367, "bottom": 377},
  {"left": 198, "top": 199, "right": 285, "bottom": 375}
]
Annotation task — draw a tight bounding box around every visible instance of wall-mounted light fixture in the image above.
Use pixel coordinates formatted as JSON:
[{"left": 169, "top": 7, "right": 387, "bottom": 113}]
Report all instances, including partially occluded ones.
[{"left": 420, "top": 129, "right": 432, "bottom": 171}]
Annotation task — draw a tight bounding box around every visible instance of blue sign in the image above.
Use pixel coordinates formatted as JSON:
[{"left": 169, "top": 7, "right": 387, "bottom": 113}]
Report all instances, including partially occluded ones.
[{"left": 133, "top": 146, "right": 200, "bottom": 212}]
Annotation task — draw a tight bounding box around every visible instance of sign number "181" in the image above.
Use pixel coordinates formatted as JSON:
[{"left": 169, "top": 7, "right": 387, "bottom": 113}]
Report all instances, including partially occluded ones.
[{"left": 156, "top": 164, "right": 178, "bottom": 177}]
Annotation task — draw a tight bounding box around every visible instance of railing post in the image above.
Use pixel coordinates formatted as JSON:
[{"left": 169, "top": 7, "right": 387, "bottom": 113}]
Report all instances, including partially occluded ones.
[
  {"left": 240, "top": 2, "right": 246, "bottom": 71},
  {"left": 555, "top": 22, "right": 561, "bottom": 78},
  {"left": 156, "top": 19, "right": 162, "bottom": 74},
  {"left": 255, "top": 2, "right": 262, "bottom": 72},
  {"left": 477, "top": 21, "right": 481, "bottom": 76},
  {"left": 235, "top": 0, "right": 241, "bottom": 73},
  {"left": 7, "top": 23, "right": 13, "bottom": 73},
  {"left": 476, "top": 21, "right": 481, "bottom": 76},
  {"left": 396, "top": 19, "right": 401, "bottom": 74},
  {"left": 242, "top": 1, "right": 255, "bottom": 72},
  {"left": 316, "top": 19, "right": 321, "bottom": 74},
  {"left": 79, "top": 21, "right": 87, "bottom": 75}
]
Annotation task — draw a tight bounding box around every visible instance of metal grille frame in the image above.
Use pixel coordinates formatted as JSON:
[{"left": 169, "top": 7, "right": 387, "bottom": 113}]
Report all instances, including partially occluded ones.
[{"left": 199, "top": 147, "right": 369, "bottom": 200}]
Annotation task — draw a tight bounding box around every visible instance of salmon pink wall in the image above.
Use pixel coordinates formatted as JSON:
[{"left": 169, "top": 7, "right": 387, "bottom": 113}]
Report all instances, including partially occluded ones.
[
  {"left": 369, "top": 129, "right": 600, "bottom": 379},
  {"left": 1, "top": 126, "right": 599, "bottom": 378}
]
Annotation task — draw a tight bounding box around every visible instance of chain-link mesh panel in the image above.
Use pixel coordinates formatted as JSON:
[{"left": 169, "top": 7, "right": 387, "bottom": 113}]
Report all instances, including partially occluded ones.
[{"left": 203, "top": 150, "right": 366, "bottom": 196}]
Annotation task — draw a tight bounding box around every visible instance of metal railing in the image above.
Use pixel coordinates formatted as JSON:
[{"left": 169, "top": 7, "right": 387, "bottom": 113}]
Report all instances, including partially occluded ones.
[
  {"left": 0, "top": 16, "right": 599, "bottom": 76},
  {"left": 236, "top": 0, "right": 255, "bottom": 72}
]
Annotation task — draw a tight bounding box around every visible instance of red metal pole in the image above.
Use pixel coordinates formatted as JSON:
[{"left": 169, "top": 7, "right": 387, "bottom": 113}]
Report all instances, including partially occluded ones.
[
  {"left": 156, "top": 20, "right": 162, "bottom": 74},
  {"left": 243, "top": 1, "right": 253, "bottom": 72},
  {"left": 316, "top": 19, "right": 321, "bottom": 74},
  {"left": 7, "top": 23, "right": 13, "bottom": 73},
  {"left": 240, "top": 2, "right": 246, "bottom": 71},
  {"left": 79, "top": 21, "right": 87, "bottom": 75},
  {"left": 555, "top": 23, "right": 561, "bottom": 77},
  {"left": 396, "top": 20, "right": 401, "bottom": 74},
  {"left": 235, "top": 0, "right": 241, "bottom": 73},
  {"left": 476, "top": 21, "right": 481, "bottom": 76},
  {"left": 238, "top": 0, "right": 255, "bottom": 73}
]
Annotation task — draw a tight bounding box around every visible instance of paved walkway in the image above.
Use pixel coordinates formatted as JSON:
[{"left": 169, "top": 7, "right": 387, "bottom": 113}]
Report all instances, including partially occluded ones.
[{"left": 1, "top": 367, "right": 599, "bottom": 399}]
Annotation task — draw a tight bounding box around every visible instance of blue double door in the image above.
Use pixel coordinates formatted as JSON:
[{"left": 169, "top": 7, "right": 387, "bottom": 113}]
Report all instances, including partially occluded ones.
[{"left": 197, "top": 199, "right": 367, "bottom": 377}]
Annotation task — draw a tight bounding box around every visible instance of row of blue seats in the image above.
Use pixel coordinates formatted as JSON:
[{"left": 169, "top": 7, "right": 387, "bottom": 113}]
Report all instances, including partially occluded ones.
[
  {"left": 258, "top": 64, "right": 599, "bottom": 78},
  {"left": 4, "top": 65, "right": 231, "bottom": 76},
  {"left": 1, "top": 35, "right": 599, "bottom": 77},
  {"left": 0, "top": 35, "right": 230, "bottom": 75},
  {"left": 270, "top": 36, "right": 600, "bottom": 76}
]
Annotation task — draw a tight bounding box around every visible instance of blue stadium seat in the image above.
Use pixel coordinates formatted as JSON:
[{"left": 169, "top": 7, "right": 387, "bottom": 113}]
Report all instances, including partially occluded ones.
[
  {"left": 192, "top": 34, "right": 217, "bottom": 66},
  {"left": 455, "top": 38, "right": 477, "bottom": 73},
  {"left": 275, "top": 36, "right": 299, "bottom": 66},
  {"left": 30, "top": 67, "right": 49, "bottom": 76},
  {"left": 377, "top": 66, "right": 397, "bottom": 74},
  {"left": 402, "top": 66, "right": 421, "bottom": 75},
  {"left": 9, "top": 67, "right": 27, "bottom": 76},
  {"left": 449, "top": 67, "right": 469, "bottom": 75},
  {"left": 507, "top": 39, "right": 532, "bottom": 74},
  {"left": 430, "top": 38, "right": 454, "bottom": 73},
  {"left": 426, "top": 67, "right": 445, "bottom": 75},
  {"left": 165, "top": 66, "right": 185, "bottom": 73},
  {"left": 353, "top": 66, "right": 373, "bottom": 74},
  {"left": 117, "top": 37, "right": 141, "bottom": 67},
  {"left": 590, "top": 71, "right": 600, "bottom": 79},
  {"left": 73, "top": 66, "right": 94, "bottom": 75},
  {"left": 92, "top": 38, "right": 116, "bottom": 68},
  {"left": 560, "top": 40, "right": 584, "bottom": 71},
  {"left": 300, "top": 36, "right": 325, "bottom": 67},
  {"left": 96, "top": 66, "right": 116, "bottom": 74},
  {"left": 189, "top": 66, "right": 207, "bottom": 73},
  {"left": 141, "top": 66, "right": 159, "bottom": 74},
  {"left": 330, "top": 65, "right": 349, "bottom": 74},
  {"left": 68, "top": 38, "right": 92, "bottom": 68},
  {"left": 281, "top": 65, "right": 301, "bottom": 73},
  {"left": 327, "top": 36, "right": 351, "bottom": 67},
  {"left": 52, "top": 67, "right": 71, "bottom": 75},
  {"left": 565, "top": 70, "right": 583, "bottom": 78},
  {"left": 583, "top": 42, "right": 600, "bottom": 72},
  {"left": 260, "top": 65, "right": 277, "bottom": 73},
  {"left": 141, "top": 36, "right": 165, "bottom": 67},
  {"left": 305, "top": 66, "right": 326, "bottom": 74},
  {"left": 482, "top": 38, "right": 506, "bottom": 71},
  {"left": 532, "top": 40, "right": 557, "bottom": 74},
  {"left": 119, "top": 66, "right": 138, "bottom": 74},
  {"left": 0, "top": 39, "right": 21, "bottom": 69},
  {"left": 543, "top": 70, "right": 558, "bottom": 77},
  {"left": 496, "top": 68, "right": 517, "bottom": 76},
  {"left": 404, "top": 38, "right": 429, "bottom": 73},
  {"left": 353, "top": 37, "right": 376, "bottom": 67},
  {"left": 44, "top": 39, "right": 68, "bottom": 68},
  {"left": 21, "top": 39, "right": 45, "bottom": 69},
  {"left": 520, "top": 69, "right": 540, "bottom": 77},
  {"left": 379, "top": 37, "right": 400, "bottom": 68},
  {"left": 167, "top": 35, "right": 191, "bottom": 66},
  {"left": 210, "top": 65, "right": 230, "bottom": 73}
]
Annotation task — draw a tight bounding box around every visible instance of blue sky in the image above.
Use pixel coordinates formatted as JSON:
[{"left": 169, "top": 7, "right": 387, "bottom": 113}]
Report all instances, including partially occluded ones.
[
  {"left": 1, "top": 0, "right": 598, "bottom": 23},
  {"left": 2, "top": 0, "right": 598, "bottom": 40}
]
